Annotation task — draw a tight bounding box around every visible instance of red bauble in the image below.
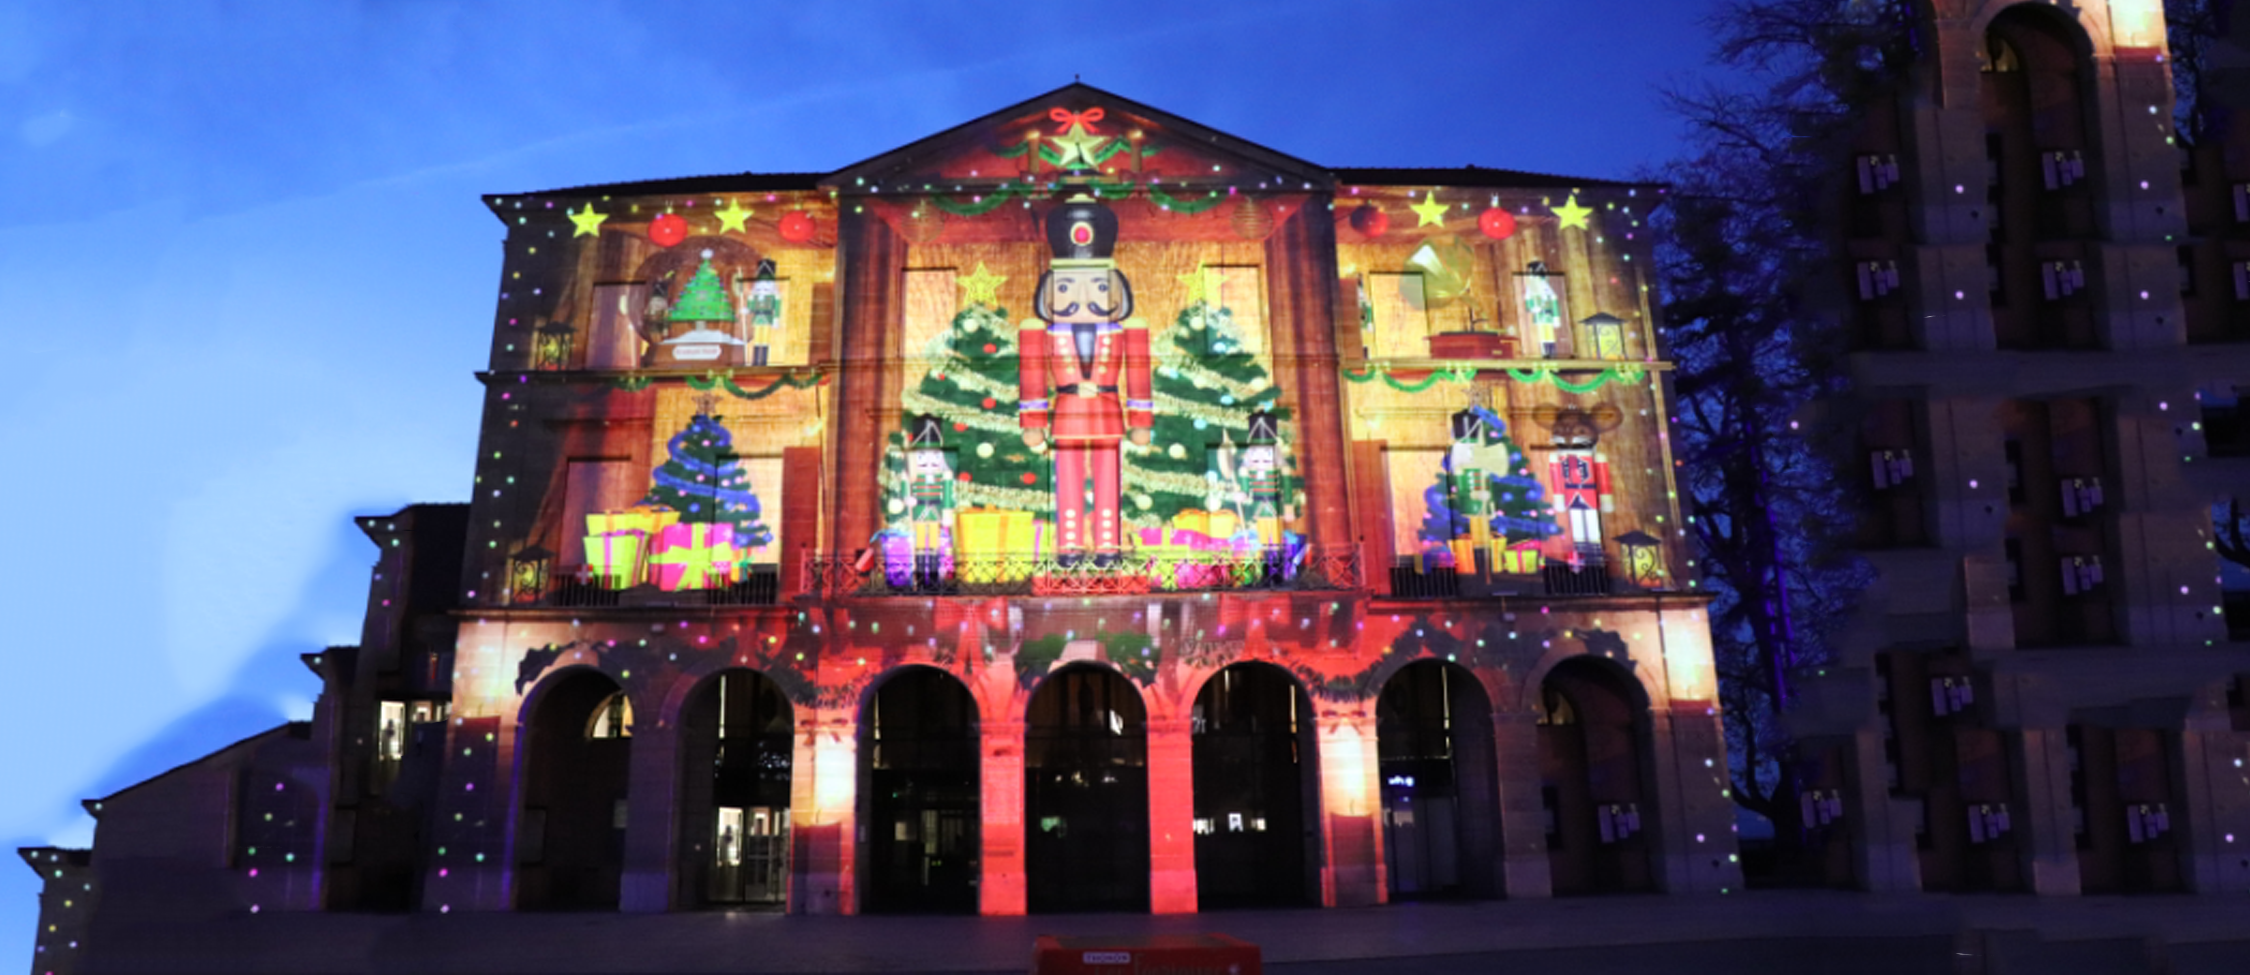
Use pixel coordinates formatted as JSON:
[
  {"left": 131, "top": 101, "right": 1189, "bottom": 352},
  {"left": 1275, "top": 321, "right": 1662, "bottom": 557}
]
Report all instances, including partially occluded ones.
[
  {"left": 648, "top": 213, "right": 688, "bottom": 247},
  {"left": 778, "top": 210, "right": 816, "bottom": 243},
  {"left": 1020, "top": 472, "right": 1037, "bottom": 485},
  {"left": 953, "top": 421, "right": 968, "bottom": 432},
  {"left": 1349, "top": 203, "right": 1389, "bottom": 238},
  {"left": 1478, "top": 207, "right": 1518, "bottom": 240},
  {"left": 982, "top": 343, "right": 997, "bottom": 354},
  {"left": 957, "top": 472, "right": 972, "bottom": 482},
  {"left": 981, "top": 397, "right": 996, "bottom": 409}
]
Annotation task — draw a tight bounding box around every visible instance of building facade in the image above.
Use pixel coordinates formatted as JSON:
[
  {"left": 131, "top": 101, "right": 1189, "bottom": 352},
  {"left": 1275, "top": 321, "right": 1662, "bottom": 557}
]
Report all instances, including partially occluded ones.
[
  {"left": 1797, "top": 0, "right": 2250, "bottom": 895},
  {"left": 21, "top": 85, "right": 1738, "bottom": 965}
]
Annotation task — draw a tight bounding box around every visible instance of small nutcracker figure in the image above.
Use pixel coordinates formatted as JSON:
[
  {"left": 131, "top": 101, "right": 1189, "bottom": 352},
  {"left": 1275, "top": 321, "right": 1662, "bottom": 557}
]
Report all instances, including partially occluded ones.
[
  {"left": 1238, "top": 412, "right": 1293, "bottom": 582},
  {"left": 905, "top": 415, "right": 956, "bottom": 584},
  {"left": 734, "top": 258, "right": 782, "bottom": 367},
  {"left": 1518, "top": 260, "right": 1563, "bottom": 358},
  {"left": 1547, "top": 414, "right": 1613, "bottom": 563},
  {"left": 1447, "top": 408, "right": 1498, "bottom": 576}
]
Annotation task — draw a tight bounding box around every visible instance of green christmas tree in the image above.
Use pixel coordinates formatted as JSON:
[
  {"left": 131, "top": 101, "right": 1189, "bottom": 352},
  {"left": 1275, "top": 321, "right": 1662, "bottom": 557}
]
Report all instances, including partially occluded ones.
[
  {"left": 1126, "top": 296, "right": 1291, "bottom": 527},
  {"left": 667, "top": 251, "right": 734, "bottom": 324},
  {"left": 885, "top": 303, "right": 1051, "bottom": 527},
  {"left": 1417, "top": 406, "right": 1559, "bottom": 555},
  {"left": 642, "top": 412, "right": 775, "bottom": 551}
]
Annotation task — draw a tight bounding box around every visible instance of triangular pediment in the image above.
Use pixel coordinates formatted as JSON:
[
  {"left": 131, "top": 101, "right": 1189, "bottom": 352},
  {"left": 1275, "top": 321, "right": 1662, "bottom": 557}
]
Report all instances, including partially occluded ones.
[{"left": 825, "top": 83, "right": 1333, "bottom": 196}]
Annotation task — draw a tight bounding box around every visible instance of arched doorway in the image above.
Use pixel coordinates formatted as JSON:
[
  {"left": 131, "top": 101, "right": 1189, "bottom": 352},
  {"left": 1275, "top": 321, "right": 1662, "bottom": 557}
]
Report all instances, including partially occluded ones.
[
  {"left": 677, "top": 669, "right": 794, "bottom": 908},
  {"left": 1377, "top": 660, "right": 1500, "bottom": 899},
  {"left": 1537, "top": 658, "right": 1653, "bottom": 894},
  {"left": 859, "top": 667, "right": 979, "bottom": 913},
  {"left": 1192, "top": 662, "right": 1316, "bottom": 909},
  {"left": 518, "top": 669, "right": 631, "bottom": 910},
  {"left": 1025, "top": 665, "right": 1149, "bottom": 912}
]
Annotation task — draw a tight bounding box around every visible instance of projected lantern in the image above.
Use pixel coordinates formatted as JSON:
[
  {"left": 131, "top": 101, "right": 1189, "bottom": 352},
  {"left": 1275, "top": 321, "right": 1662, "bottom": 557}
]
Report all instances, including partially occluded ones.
[
  {"left": 533, "top": 319, "right": 575, "bottom": 371},
  {"left": 1613, "top": 530, "right": 1664, "bottom": 590},
  {"left": 1580, "top": 313, "right": 1626, "bottom": 361},
  {"left": 510, "top": 545, "right": 553, "bottom": 604}
]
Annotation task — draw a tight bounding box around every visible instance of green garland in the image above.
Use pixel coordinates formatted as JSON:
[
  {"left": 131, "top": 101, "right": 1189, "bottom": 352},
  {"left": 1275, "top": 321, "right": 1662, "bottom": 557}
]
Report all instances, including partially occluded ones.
[
  {"left": 1341, "top": 363, "right": 1477, "bottom": 393},
  {"left": 928, "top": 183, "right": 1023, "bottom": 217},
  {"left": 609, "top": 370, "right": 825, "bottom": 398},
  {"left": 1148, "top": 185, "right": 1225, "bottom": 214},
  {"left": 1504, "top": 364, "right": 1648, "bottom": 393}
]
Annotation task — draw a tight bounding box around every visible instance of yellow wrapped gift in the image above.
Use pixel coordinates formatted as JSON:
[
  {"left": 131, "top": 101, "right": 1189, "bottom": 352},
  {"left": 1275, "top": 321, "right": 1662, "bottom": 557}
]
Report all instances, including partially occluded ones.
[
  {"left": 957, "top": 507, "right": 1035, "bottom": 581},
  {"left": 1205, "top": 509, "right": 1241, "bottom": 540},
  {"left": 586, "top": 507, "right": 680, "bottom": 537},
  {"left": 1497, "top": 543, "right": 1544, "bottom": 575},
  {"left": 1171, "top": 508, "right": 1211, "bottom": 537}
]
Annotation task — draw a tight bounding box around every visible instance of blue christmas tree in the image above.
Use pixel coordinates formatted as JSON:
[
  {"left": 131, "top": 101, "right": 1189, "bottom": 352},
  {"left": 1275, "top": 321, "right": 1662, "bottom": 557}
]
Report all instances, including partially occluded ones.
[
  {"left": 1417, "top": 406, "right": 1560, "bottom": 550},
  {"left": 641, "top": 413, "right": 774, "bottom": 550}
]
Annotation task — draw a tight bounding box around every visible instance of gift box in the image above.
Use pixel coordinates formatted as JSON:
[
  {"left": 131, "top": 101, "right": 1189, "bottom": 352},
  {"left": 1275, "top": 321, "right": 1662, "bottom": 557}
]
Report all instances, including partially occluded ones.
[
  {"left": 957, "top": 507, "right": 1035, "bottom": 580},
  {"left": 879, "top": 528, "right": 954, "bottom": 586},
  {"left": 586, "top": 507, "right": 679, "bottom": 537},
  {"left": 1497, "top": 542, "right": 1544, "bottom": 575},
  {"left": 649, "top": 522, "right": 738, "bottom": 591},
  {"left": 582, "top": 530, "right": 649, "bottom": 587}
]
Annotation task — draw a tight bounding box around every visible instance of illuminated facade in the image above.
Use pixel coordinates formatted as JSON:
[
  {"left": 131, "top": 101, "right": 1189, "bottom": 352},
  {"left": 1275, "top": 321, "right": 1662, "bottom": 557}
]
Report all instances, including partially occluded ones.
[
  {"left": 21, "top": 86, "right": 1735, "bottom": 965},
  {"left": 1798, "top": 0, "right": 2250, "bottom": 895}
]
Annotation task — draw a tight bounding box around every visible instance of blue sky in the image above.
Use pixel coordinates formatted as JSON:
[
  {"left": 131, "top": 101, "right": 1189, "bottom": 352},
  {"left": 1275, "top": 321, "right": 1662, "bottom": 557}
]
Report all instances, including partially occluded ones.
[{"left": 0, "top": 0, "right": 1722, "bottom": 961}]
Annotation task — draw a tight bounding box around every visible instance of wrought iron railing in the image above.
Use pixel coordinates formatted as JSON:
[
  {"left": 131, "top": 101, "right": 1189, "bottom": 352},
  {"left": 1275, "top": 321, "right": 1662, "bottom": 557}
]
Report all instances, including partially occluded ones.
[
  {"left": 538, "top": 569, "right": 781, "bottom": 607},
  {"left": 801, "top": 546, "right": 1362, "bottom": 599}
]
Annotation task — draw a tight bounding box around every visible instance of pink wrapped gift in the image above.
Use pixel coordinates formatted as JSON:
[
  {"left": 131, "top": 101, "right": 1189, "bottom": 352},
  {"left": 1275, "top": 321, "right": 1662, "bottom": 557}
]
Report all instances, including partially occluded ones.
[{"left": 649, "top": 522, "right": 738, "bottom": 591}]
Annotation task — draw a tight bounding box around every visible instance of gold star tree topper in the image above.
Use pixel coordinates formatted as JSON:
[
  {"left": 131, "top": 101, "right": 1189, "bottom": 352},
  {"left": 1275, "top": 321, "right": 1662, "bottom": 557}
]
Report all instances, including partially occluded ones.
[{"left": 958, "top": 262, "right": 1007, "bottom": 307}]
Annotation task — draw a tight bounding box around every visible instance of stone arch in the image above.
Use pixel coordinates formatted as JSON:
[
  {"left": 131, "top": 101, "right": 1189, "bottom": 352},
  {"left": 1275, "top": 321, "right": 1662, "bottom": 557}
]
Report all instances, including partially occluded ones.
[
  {"left": 515, "top": 666, "right": 631, "bottom": 911},
  {"left": 1191, "top": 660, "right": 1321, "bottom": 909},
  {"left": 1376, "top": 658, "right": 1502, "bottom": 899},
  {"left": 674, "top": 666, "right": 797, "bottom": 908},
  {"left": 1024, "top": 662, "right": 1152, "bottom": 912},
  {"left": 857, "top": 664, "right": 980, "bottom": 913},
  {"left": 1537, "top": 655, "right": 1657, "bottom": 895}
]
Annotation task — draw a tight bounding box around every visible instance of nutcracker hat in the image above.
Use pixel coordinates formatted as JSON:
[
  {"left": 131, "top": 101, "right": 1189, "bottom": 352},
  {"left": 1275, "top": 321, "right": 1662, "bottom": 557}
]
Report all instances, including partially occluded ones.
[
  {"left": 1044, "top": 192, "right": 1118, "bottom": 268},
  {"left": 1450, "top": 408, "right": 1493, "bottom": 444},
  {"left": 754, "top": 258, "right": 778, "bottom": 283},
  {"left": 907, "top": 413, "right": 945, "bottom": 448},
  {"left": 1246, "top": 411, "right": 1280, "bottom": 445}
]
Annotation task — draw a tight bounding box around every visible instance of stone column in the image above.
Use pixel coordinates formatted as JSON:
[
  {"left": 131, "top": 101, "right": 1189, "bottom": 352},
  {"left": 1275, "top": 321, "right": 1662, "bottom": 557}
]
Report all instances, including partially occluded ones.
[
  {"left": 1490, "top": 708, "right": 1552, "bottom": 898},
  {"left": 617, "top": 718, "right": 681, "bottom": 911},
  {"left": 792, "top": 709, "right": 858, "bottom": 914},
  {"left": 1146, "top": 717, "right": 1199, "bottom": 913},
  {"left": 1315, "top": 709, "right": 1383, "bottom": 907},
  {"left": 827, "top": 207, "right": 907, "bottom": 553},
  {"left": 2012, "top": 726, "right": 2083, "bottom": 896},
  {"left": 1650, "top": 705, "right": 1742, "bottom": 893},
  {"left": 978, "top": 719, "right": 1026, "bottom": 915},
  {"left": 1263, "top": 200, "right": 1354, "bottom": 554}
]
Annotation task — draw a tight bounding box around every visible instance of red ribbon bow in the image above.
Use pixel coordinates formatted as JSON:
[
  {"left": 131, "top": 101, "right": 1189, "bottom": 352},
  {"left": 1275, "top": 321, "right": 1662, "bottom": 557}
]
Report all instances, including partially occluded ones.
[{"left": 1049, "top": 106, "right": 1104, "bottom": 133}]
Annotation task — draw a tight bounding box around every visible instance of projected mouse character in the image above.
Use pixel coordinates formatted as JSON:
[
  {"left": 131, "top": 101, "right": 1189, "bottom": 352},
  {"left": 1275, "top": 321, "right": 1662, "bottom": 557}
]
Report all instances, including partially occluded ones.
[{"left": 1018, "top": 194, "right": 1153, "bottom": 568}]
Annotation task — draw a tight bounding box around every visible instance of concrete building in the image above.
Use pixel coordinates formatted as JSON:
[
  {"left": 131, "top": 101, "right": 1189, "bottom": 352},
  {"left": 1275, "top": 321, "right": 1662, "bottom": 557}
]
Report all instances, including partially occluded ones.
[{"left": 1796, "top": 0, "right": 2250, "bottom": 895}]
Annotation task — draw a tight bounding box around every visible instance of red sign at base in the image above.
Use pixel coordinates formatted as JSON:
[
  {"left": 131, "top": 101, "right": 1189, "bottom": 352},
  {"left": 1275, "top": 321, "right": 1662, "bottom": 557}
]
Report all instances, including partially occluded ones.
[{"left": 1031, "top": 933, "right": 1261, "bottom": 975}]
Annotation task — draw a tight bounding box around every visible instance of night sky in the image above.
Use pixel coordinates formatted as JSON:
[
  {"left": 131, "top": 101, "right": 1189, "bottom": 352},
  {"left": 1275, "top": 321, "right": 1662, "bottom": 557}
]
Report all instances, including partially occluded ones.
[{"left": 0, "top": 0, "right": 1725, "bottom": 959}]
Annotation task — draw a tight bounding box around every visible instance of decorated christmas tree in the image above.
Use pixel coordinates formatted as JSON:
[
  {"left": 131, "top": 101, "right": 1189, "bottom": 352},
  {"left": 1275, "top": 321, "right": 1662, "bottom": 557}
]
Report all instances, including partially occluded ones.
[
  {"left": 667, "top": 252, "right": 735, "bottom": 324},
  {"left": 1127, "top": 289, "right": 1290, "bottom": 527},
  {"left": 1417, "top": 406, "right": 1559, "bottom": 554},
  {"left": 886, "top": 302, "right": 1051, "bottom": 525},
  {"left": 642, "top": 412, "right": 775, "bottom": 551}
]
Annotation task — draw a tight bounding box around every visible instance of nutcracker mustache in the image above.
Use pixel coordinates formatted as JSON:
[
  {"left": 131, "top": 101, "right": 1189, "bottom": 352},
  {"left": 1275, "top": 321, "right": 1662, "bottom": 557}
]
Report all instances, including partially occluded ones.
[{"left": 1052, "top": 300, "right": 1117, "bottom": 318}]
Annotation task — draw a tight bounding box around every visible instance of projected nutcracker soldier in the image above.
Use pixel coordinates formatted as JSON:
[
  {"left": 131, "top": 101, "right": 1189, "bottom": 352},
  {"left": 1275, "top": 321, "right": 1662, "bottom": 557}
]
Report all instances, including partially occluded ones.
[
  {"left": 733, "top": 258, "right": 782, "bottom": 367},
  {"left": 905, "top": 415, "right": 956, "bottom": 585},
  {"left": 1548, "top": 429, "right": 1614, "bottom": 566},
  {"left": 1019, "top": 194, "right": 1153, "bottom": 568}
]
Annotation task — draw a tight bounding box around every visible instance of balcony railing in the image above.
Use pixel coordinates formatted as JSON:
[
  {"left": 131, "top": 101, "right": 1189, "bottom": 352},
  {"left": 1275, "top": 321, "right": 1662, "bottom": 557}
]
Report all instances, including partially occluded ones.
[
  {"left": 1387, "top": 552, "right": 1614, "bottom": 598},
  {"left": 801, "top": 547, "right": 1362, "bottom": 598},
  {"left": 540, "top": 568, "right": 781, "bottom": 608}
]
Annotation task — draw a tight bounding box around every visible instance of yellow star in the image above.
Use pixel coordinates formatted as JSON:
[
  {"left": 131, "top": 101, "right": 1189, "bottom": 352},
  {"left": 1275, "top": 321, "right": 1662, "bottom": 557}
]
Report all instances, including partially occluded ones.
[
  {"left": 1552, "top": 193, "right": 1593, "bottom": 231},
  {"left": 958, "top": 262, "right": 1007, "bottom": 307},
  {"left": 1177, "top": 266, "right": 1211, "bottom": 305},
  {"left": 568, "top": 203, "right": 608, "bottom": 237},
  {"left": 1409, "top": 190, "right": 1448, "bottom": 227},
  {"left": 714, "top": 198, "right": 753, "bottom": 234},
  {"left": 1050, "top": 123, "right": 1109, "bottom": 170}
]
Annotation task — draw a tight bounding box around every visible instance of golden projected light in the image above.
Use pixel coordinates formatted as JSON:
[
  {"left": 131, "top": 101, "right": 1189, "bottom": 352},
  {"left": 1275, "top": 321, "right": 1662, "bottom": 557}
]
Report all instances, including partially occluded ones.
[
  {"left": 2110, "top": 0, "right": 2163, "bottom": 50},
  {"left": 1320, "top": 720, "right": 1374, "bottom": 817}
]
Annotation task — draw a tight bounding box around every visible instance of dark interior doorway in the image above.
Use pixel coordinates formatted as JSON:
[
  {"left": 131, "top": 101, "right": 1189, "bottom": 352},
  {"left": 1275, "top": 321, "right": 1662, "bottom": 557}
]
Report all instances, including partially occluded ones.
[
  {"left": 1538, "top": 658, "right": 1654, "bottom": 895},
  {"left": 518, "top": 670, "right": 631, "bottom": 910},
  {"left": 1026, "top": 664, "right": 1150, "bottom": 912},
  {"left": 860, "top": 667, "right": 980, "bottom": 914},
  {"left": 1192, "top": 662, "right": 1316, "bottom": 909},
  {"left": 678, "top": 669, "right": 794, "bottom": 908},
  {"left": 1377, "top": 660, "right": 1499, "bottom": 899}
]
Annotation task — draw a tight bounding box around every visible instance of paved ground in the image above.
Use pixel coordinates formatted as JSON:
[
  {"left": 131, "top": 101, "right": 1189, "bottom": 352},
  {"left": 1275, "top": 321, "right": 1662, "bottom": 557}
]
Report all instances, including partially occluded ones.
[{"left": 71, "top": 890, "right": 2250, "bottom": 974}]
